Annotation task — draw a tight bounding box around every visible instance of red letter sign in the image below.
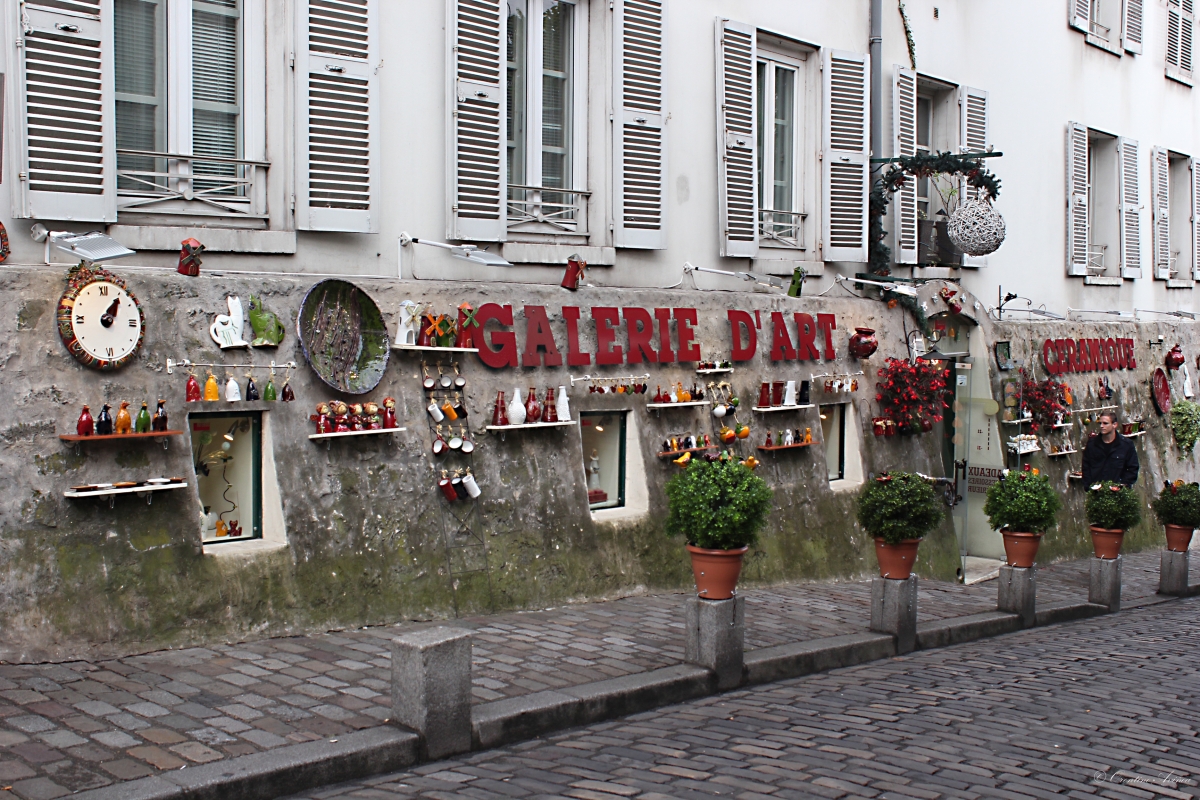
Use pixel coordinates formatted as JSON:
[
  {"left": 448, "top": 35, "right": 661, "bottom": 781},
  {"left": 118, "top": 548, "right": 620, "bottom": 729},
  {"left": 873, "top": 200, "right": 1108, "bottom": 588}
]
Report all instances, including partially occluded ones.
[
  {"left": 593, "top": 307, "right": 624, "bottom": 365},
  {"left": 728, "top": 310, "right": 757, "bottom": 361},
  {"left": 475, "top": 303, "right": 518, "bottom": 368}
]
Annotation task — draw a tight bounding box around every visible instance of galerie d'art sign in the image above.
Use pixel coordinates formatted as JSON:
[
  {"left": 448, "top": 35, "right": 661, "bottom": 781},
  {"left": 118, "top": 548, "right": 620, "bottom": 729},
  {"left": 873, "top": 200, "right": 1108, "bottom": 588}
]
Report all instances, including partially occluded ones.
[
  {"left": 1041, "top": 337, "right": 1138, "bottom": 375},
  {"left": 471, "top": 305, "right": 841, "bottom": 369}
]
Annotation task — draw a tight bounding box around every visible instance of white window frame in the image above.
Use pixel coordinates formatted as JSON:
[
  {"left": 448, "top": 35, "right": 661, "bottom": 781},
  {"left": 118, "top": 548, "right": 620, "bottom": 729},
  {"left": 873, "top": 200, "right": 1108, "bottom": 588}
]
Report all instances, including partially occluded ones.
[
  {"left": 1167, "top": 0, "right": 1195, "bottom": 86},
  {"left": 506, "top": 0, "right": 589, "bottom": 235},
  {"left": 756, "top": 46, "right": 808, "bottom": 251}
]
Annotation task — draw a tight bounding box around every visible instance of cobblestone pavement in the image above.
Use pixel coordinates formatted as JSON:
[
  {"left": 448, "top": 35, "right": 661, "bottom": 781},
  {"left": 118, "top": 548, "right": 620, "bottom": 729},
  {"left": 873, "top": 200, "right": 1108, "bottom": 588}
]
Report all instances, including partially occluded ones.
[
  {"left": 0, "top": 551, "right": 1170, "bottom": 798},
  {"left": 289, "top": 594, "right": 1200, "bottom": 800}
]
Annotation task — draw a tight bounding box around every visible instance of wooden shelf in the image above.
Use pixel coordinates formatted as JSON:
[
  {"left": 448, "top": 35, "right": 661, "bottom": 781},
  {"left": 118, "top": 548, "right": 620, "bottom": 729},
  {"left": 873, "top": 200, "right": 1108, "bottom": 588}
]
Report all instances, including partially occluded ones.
[
  {"left": 486, "top": 421, "right": 577, "bottom": 431},
  {"left": 657, "top": 446, "right": 715, "bottom": 458},
  {"left": 758, "top": 442, "right": 814, "bottom": 452},
  {"left": 1046, "top": 449, "right": 1079, "bottom": 457},
  {"left": 393, "top": 345, "right": 480, "bottom": 353},
  {"left": 646, "top": 401, "right": 710, "bottom": 409},
  {"left": 695, "top": 368, "right": 734, "bottom": 374},
  {"left": 309, "top": 427, "right": 406, "bottom": 441},
  {"left": 751, "top": 404, "right": 814, "bottom": 413},
  {"left": 60, "top": 430, "right": 184, "bottom": 442}
]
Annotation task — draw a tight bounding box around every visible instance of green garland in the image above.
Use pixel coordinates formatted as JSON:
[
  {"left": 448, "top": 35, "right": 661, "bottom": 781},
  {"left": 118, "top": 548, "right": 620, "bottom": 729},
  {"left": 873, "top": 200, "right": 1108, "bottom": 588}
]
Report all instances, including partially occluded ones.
[{"left": 898, "top": 0, "right": 917, "bottom": 69}]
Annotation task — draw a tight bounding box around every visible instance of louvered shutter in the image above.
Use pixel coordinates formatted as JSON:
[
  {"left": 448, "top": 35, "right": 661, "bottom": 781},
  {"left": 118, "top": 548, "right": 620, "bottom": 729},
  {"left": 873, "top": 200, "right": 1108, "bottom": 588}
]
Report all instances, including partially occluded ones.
[
  {"left": 715, "top": 19, "right": 756, "bottom": 258},
  {"left": 958, "top": 86, "right": 989, "bottom": 268},
  {"left": 1118, "top": 137, "right": 1141, "bottom": 279},
  {"left": 1192, "top": 158, "right": 1200, "bottom": 279},
  {"left": 295, "top": 0, "right": 379, "bottom": 232},
  {"left": 1152, "top": 146, "right": 1171, "bottom": 279},
  {"left": 1069, "top": 0, "right": 1090, "bottom": 33},
  {"left": 1124, "top": 0, "right": 1144, "bottom": 54},
  {"left": 1167, "top": 0, "right": 1195, "bottom": 83},
  {"left": 16, "top": 0, "right": 115, "bottom": 221},
  {"left": 822, "top": 49, "right": 870, "bottom": 263},
  {"left": 1066, "top": 122, "right": 1089, "bottom": 276},
  {"left": 447, "top": 0, "right": 505, "bottom": 242},
  {"left": 892, "top": 65, "right": 917, "bottom": 265},
  {"left": 612, "top": 0, "right": 667, "bottom": 249}
]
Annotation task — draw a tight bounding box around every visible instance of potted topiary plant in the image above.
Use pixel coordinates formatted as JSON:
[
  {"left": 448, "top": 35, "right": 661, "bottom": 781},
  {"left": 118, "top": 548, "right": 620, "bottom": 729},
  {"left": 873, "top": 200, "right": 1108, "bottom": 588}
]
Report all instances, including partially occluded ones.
[
  {"left": 982, "top": 464, "right": 1061, "bottom": 567},
  {"left": 1152, "top": 480, "right": 1200, "bottom": 552},
  {"left": 856, "top": 472, "right": 944, "bottom": 579},
  {"left": 1085, "top": 481, "right": 1142, "bottom": 559},
  {"left": 665, "top": 457, "right": 773, "bottom": 599}
]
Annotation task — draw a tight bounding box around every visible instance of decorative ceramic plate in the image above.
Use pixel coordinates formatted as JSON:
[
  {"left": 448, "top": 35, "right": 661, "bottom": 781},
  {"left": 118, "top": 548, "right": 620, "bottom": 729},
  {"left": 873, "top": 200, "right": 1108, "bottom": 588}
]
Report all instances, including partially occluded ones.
[
  {"left": 71, "top": 485, "right": 98, "bottom": 492},
  {"left": 169, "top": 477, "right": 185, "bottom": 483},
  {"left": 1152, "top": 367, "right": 1172, "bottom": 415},
  {"left": 96, "top": 483, "right": 113, "bottom": 489},
  {"left": 147, "top": 478, "right": 170, "bottom": 485},
  {"left": 113, "top": 481, "right": 138, "bottom": 488},
  {"left": 297, "top": 280, "right": 390, "bottom": 394}
]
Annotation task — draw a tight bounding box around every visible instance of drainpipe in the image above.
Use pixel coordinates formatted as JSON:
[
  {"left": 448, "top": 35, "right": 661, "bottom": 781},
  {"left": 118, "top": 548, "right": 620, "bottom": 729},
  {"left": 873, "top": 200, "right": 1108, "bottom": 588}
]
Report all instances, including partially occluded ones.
[{"left": 869, "top": 0, "right": 883, "bottom": 163}]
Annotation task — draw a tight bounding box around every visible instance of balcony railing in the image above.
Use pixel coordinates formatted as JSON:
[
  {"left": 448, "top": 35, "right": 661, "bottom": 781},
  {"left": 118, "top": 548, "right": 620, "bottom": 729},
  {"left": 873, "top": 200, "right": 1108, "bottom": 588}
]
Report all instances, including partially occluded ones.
[
  {"left": 759, "top": 208, "right": 806, "bottom": 249},
  {"left": 507, "top": 184, "right": 589, "bottom": 234},
  {"left": 116, "top": 149, "right": 270, "bottom": 219}
]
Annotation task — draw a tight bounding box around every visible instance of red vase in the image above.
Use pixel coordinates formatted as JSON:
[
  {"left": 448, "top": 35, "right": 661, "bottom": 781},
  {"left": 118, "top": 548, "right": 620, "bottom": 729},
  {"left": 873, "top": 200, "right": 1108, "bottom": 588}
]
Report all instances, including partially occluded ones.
[
  {"left": 525, "top": 387, "right": 541, "bottom": 422},
  {"left": 757, "top": 382, "right": 771, "bottom": 408},
  {"left": 185, "top": 375, "right": 201, "bottom": 403},
  {"left": 543, "top": 388, "right": 558, "bottom": 423},
  {"left": 848, "top": 328, "right": 879, "bottom": 359},
  {"left": 1166, "top": 344, "right": 1185, "bottom": 370},
  {"left": 492, "top": 391, "right": 508, "bottom": 426}
]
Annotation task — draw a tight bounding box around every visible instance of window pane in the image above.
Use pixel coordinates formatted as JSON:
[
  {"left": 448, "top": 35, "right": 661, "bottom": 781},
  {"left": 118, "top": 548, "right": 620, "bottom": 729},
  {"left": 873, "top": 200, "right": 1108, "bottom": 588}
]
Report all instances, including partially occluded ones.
[
  {"left": 916, "top": 96, "right": 932, "bottom": 148},
  {"left": 507, "top": 1, "right": 527, "bottom": 186},
  {"left": 115, "top": 0, "right": 165, "bottom": 190},
  {"left": 581, "top": 412, "right": 626, "bottom": 510},
  {"left": 541, "top": 0, "right": 572, "bottom": 190},
  {"left": 756, "top": 61, "right": 766, "bottom": 209},
  {"left": 772, "top": 65, "right": 795, "bottom": 212},
  {"left": 193, "top": 0, "right": 241, "bottom": 191},
  {"left": 821, "top": 405, "right": 845, "bottom": 481}
]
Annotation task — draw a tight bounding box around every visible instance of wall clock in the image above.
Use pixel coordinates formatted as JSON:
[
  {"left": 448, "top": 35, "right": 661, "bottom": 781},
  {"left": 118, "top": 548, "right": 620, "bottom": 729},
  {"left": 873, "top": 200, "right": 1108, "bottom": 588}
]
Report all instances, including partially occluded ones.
[{"left": 56, "top": 267, "right": 145, "bottom": 369}]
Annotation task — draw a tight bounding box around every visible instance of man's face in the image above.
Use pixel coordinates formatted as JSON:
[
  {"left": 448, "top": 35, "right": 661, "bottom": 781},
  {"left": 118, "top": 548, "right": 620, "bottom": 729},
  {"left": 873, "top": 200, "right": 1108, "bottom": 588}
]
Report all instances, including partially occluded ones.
[{"left": 1099, "top": 416, "right": 1117, "bottom": 436}]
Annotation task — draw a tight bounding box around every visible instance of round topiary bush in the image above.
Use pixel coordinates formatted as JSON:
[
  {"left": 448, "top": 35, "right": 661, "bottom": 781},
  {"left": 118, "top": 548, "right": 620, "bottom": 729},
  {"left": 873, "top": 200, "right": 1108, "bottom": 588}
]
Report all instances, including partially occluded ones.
[
  {"left": 1152, "top": 480, "right": 1200, "bottom": 528},
  {"left": 856, "top": 472, "right": 944, "bottom": 544},
  {"left": 665, "top": 458, "right": 773, "bottom": 550},
  {"left": 983, "top": 465, "right": 1061, "bottom": 533},
  {"left": 1086, "top": 481, "right": 1142, "bottom": 531}
]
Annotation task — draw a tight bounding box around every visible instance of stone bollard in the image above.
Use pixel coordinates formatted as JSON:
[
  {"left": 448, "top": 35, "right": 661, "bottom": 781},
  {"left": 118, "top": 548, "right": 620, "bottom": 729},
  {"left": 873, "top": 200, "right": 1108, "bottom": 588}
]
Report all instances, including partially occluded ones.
[
  {"left": 391, "top": 627, "right": 473, "bottom": 760},
  {"left": 997, "top": 565, "right": 1036, "bottom": 628},
  {"left": 685, "top": 595, "right": 745, "bottom": 690},
  {"left": 1160, "top": 550, "right": 1189, "bottom": 596},
  {"left": 1088, "top": 555, "right": 1121, "bottom": 612},
  {"left": 871, "top": 575, "right": 917, "bottom": 655}
]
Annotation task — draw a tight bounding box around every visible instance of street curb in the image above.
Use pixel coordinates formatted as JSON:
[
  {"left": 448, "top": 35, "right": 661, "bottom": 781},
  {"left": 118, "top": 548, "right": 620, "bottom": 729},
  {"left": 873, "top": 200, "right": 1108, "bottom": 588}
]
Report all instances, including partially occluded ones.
[
  {"left": 916, "top": 611, "right": 1023, "bottom": 650},
  {"left": 1034, "top": 600, "right": 1110, "bottom": 627},
  {"left": 68, "top": 726, "right": 419, "bottom": 800},
  {"left": 742, "top": 632, "right": 896, "bottom": 685}
]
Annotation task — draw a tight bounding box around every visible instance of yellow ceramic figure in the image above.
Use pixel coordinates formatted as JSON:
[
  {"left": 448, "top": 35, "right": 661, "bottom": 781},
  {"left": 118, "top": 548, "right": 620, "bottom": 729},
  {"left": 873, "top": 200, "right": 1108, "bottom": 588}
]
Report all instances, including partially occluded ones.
[
  {"left": 114, "top": 401, "right": 133, "bottom": 434},
  {"left": 204, "top": 373, "right": 220, "bottom": 401},
  {"left": 804, "top": 427, "right": 813, "bottom": 444}
]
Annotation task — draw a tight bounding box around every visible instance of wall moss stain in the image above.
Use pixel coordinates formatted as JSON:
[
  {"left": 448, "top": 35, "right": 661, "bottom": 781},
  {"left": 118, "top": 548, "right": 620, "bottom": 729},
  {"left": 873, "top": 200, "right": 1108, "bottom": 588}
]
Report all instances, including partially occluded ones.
[
  {"left": 17, "top": 300, "right": 47, "bottom": 331},
  {"left": 35, "top": 451, "right": 86, "bottom": 476},
  {"left": 2, "top": 420, "right": 56, "bottom": 446},
  {"left": 115, "top": 449, "right": 151, "bottom": 469}
]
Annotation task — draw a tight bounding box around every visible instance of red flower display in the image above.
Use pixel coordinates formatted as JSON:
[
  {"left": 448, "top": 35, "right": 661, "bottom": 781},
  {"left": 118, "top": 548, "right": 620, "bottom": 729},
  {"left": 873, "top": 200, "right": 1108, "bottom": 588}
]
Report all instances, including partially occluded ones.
[
  {"left": 1020, "top": 370, "right": 1069, "bottom": 432},
  {"left": 874, "top": 357, "right": 952, "bottom": 435}
]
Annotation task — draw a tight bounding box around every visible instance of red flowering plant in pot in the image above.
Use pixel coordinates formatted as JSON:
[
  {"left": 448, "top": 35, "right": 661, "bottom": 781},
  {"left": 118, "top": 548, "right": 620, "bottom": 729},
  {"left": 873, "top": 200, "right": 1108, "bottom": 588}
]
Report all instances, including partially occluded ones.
[
  {"left": 873, "top": 357, "right": 952, "bottom": 435},
  {"left": 982, "top": 464, "right": 1061, "bottom": 567},
  {"left": 1020, "top": 372, "right": 1070, "bottom": 432},
  {"left": 1152, "top": 480, "right": 1200, "bottom": 552},
  {"left": 665, "top": 458, "right": 774, "bottom": 599},
  {"left": 856, "top": 472, "right": 944, "bottom": 579},
  {"left": 1085, "top": 481, "right": 1142, "bottom": 559}
]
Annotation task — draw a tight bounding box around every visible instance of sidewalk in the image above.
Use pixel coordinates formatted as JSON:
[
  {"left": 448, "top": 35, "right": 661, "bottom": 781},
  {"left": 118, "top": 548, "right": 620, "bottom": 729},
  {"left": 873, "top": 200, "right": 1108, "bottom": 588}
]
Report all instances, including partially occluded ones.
[{"left": 0, "top": 551, "right": 1169, "bottom": 798}]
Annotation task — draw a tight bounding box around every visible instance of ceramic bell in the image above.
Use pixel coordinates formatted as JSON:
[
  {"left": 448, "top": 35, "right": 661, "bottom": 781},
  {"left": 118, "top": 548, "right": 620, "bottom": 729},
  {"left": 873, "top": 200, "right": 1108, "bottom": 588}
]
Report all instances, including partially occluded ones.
[
  {"left": 507, "top": 388, "right": 527, "bottom": 425},
  {"left": 77, "top": 405, "right": 94, "bottom": 436},
  {"left": 281, "top": 382, "right": 294, "bottom": 402},
  {"left": 95, "top": 404, "right": 113, "bottom": 435},
  {"left": 245, "top": 376, "right": 260, "bottom": 401},
  {"left": 263, "top": 379, "right": 277, "bottom": 402},
  {"left": 114, "top": 401, "right": 133, "bottom": 434},
  {"left": 134, "top": 401, "right": 151, "bottom": 433},
  {"left": 225, "top": 376, "right": 242, "bottom": 402},
  {"left": 204, "top": 373, "right": 220, "bottom": 401},
  {"left": 152, "top": 400, "right": 168, "bottom": 432},
  {"left": 186, "top": 374, "right": 201, "bottom": 403}
]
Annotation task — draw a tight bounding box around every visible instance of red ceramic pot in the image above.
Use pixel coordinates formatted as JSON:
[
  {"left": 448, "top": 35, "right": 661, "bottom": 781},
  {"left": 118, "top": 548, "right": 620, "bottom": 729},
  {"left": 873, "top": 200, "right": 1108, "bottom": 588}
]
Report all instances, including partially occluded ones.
[
  {"left": 875, "top": 538, "right": 920, "bottom": 579},
  {"left": 686, "top": 545, "right": 748, "bottom": 600},
  {"left": 1165, "top": 523, "right": 1194, "bottom": 553},
  {"left": 848, "top": 327, "right": 879, "bottom": 359},
  {"left": 1001, "top": 531, "right": 1043, "bottom": 568},
  {"left": 1089, "top": 526, "right": 1125, "bottom": 559},
  {"left": 1166, "top": 344, "right": 1185, "bottom": 370}
]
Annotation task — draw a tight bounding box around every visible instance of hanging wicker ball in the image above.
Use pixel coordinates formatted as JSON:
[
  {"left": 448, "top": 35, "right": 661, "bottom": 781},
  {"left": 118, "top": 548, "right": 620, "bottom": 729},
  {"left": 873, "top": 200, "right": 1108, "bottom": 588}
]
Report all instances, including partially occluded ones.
[{"left": 946, "top": 198, "right": 1006, "bottom": 257}]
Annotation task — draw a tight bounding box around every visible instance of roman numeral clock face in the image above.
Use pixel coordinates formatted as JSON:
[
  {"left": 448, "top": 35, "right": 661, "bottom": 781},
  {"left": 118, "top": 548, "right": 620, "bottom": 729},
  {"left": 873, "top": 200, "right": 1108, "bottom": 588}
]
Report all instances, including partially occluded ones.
[{"left": 56, "top": 269, "right": 145, "bottom": 370}]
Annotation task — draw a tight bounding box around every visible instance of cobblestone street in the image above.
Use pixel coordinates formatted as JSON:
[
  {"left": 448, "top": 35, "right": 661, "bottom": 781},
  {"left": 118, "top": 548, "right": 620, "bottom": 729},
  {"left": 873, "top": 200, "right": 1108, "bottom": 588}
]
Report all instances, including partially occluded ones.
[{"left": 287, "top": 594, "right": 1200, "bottom": 800}]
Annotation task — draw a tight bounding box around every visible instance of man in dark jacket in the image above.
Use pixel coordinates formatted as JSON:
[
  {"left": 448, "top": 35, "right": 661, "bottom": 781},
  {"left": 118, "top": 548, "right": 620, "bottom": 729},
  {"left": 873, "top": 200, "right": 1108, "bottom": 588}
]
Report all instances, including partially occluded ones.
[{"left": 1081, "top": 412, "right": 1140, "bottom": 486}]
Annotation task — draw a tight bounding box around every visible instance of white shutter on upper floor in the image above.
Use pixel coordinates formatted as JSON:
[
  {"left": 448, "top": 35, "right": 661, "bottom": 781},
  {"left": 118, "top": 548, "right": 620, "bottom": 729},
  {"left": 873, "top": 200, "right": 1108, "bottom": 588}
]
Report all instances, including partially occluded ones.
[
  {"left": 1167, "top": 0, "right": 1195, "bottom": 84},
  {"left": 1193, "top": 157, "right": 1200, "bottom": 280},
  {"left": 16, "top": 0, "right": 116, "bottom": 222},
  {"left": 1069, "top": 0, "right": 1090, "bottom": 33},
  {"left": 891, "top": 65, "right": 917, "bottom": 265},
  {"left": 447, "top": 0, "right": 505, "bottom": 242},
  {"left": 715, "top": 18, "right": 756, "bottom": 258},
  {"left": 822, "top": 49, "right": 870, "bottom": 263},
  {"left": 612, "top": 0, "right": 667, "bottom": 249},
  {"left": 1066, "top": 122, "right": 1089, "bottom": 276},
  {"left": 958, "top": 86, "right": 989, "bottom": 268},
  {"left": 1123, "top": 0, "right": 1144, "bottom": 54},
  {"left": 1118, "top": 137, "right": 1141, "bottom": 279},
  {"left": 295, "top": 0, "right": 379, "bottom": 233},
  {"left": 1152, "top": 145, "right": 1171, "bottom": 279}
]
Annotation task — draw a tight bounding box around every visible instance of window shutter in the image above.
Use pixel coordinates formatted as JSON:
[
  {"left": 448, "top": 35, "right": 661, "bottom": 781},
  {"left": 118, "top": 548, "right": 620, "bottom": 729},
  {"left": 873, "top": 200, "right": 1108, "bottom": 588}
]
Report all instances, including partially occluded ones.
[
  {"left": 1066, "top": 122, "right": 1089, "bottom": 277},
  {"left": 715, "top": 18, "right": 756, "bottom": 258},
  {"left": 892, "top": 65, "right": 917, "bottom": 265},
  {"left": 1124, "top": 0, "right": 1144, "bottom": 54},
  {"left": 1193, "top": 158, "right": 1200, "bottom": 279},
  {"left": 958, "top": 85, "right": 989, "bottom": 268},
  {"left": 447, "top": 0, "right": 505, "bottom": 242},
  {"left": 1152, "top": 145, "right": 1171, "bottom": 279},
  {"left": 1118, "top": 137, "right": 1141, "bottom": 279},
  {"left": 822, "top": 49, "right": 870, "bottom": 263},
  {"left": 1069, "top": 0, "right": 1090, "bottom": 33},
  {"left": 295, "top": 0, "right": 379, "bottom": 232},
  {"left": 16, "top": 0, "right": 115, "bottom": 222},
  {"left": 1167, "top": 0, "right": 1195, "bottom": 84},
  {"left": 612, "top": 0, "right": 667, "bottom": 249}
]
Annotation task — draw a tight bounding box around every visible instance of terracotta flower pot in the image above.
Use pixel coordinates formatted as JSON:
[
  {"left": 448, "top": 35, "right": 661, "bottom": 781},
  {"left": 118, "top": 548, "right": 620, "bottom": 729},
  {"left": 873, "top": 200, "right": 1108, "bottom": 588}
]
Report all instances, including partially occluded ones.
[
  {"left": 1165, "top": 523, "right": 1195, "bottom": 553},
  {"left": 1089, "top": 526, "right": 1125, "bottom": 559},
  {"left": 1001, "top": 531, "right": 1043, "bottom": 568},
  {"left": 874, "top": 538, "right": 921, "bottom": 579},
  {"left": 686, "top": 544, "right": 748, "bottom": 600}
]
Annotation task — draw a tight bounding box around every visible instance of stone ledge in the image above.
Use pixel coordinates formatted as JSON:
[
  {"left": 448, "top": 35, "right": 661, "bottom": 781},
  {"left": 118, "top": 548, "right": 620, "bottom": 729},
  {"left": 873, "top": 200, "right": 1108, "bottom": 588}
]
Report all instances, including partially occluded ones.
[
  {"left": 109, "top": 225, "right": 297, "bottom": 254},
  {"left": 1034, "top": 601, "right": 1110, "bottom": 627},
  {"left": 916, "top": 611, "right": 1022, "bottom": 650},
  {"left": 742, "top": 632, "right": 896, "bottom": 685}
]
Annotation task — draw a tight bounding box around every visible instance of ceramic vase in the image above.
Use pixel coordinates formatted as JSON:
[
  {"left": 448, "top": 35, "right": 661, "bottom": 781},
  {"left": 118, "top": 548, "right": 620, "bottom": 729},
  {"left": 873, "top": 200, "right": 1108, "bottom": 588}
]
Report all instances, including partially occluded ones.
[
  {"left": 492, "top": 391, "right": 508, "bottom": 426},
  {"left": 543, "top": 388, "right": 558, "bottom": 423},
  {"left": 556, "top": 386, "right": 571, "bottom": 422},
  {"left": 783, "top": 380, "right": 797, "bottom": 407},
  {"left": 507, "top": 388, "right": 527, "bottom": 425},
  {"left": 848, "top": 327, "right": 879, "bottom": 359},
  {"left": 525, "top": 387, "right": 541, "bottom": 422}
]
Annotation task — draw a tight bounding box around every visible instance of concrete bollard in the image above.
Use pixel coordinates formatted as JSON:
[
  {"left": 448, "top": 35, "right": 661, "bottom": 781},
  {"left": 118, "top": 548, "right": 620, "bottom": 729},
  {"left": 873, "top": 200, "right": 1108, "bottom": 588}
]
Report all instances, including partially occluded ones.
[
  {"left": 1088, "top": 556, "right": 1121, "bottom": 612},
  {"left": 391, "top": 626, "right": 473, "bottom": 760},
  {"left": 997, "top": 565, "right": 1036, "bottom": 628},
  {"left": 871, "top": 575, "right": 917, "bottom": 655},
  {"left": 1160, "top": 550, "right": 1189, "bottom": 596},
  {"left": 685, "top": 595, "right": 745, "bottom": 690}
]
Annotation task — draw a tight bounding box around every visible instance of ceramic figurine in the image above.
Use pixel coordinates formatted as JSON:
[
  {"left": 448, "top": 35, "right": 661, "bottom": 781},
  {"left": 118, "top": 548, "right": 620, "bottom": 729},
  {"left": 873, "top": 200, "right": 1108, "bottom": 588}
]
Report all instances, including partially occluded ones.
[
  {"left": 112, "top": 401, "right": 132, "bottom": 434},
  {"left": 76, "top": 405, "right": 94, "bottom": 436},
  {"left": 210, "top": 296, "right": 250, "bottom": 348},
  {"left": 556, "top": 386, "right": 571, "bottom": 422},
  {"left": 783, "top": 429, "right": 794, "bottom": 446},
  {"left": 364, "top": 401, "right": 383, "bottom": 430},
  {"left": 281, "top": 382, "right": 295, "bottom": 402},
  {"left": 186, "top": 374, "right": 201, "bottom": 403},
  {"left": 543, "top": 388, "right": 558, "bottom": 423},
  {"left": 95, "top": 403, "right": 113, "bottom": 435},
  {"left": 457, "top": 302, "right": 480, "bottom": 349},
  {"left": 216, "top": 520, "right": 229, "bottom": 538},
  {"left": 245, "top": 376, "right": 260, "bottom": 401},
  {"left": 525, "top": 387, "right": 541, "bottom": 423},
  {"left": 507, "top": 388, "right": 527, "bottom": 425},
  {"left": 134, "top": 401, "right": 151, "bottom": 433},
  {"left": 312, "top": 403, "right": 333, "bottom": 434},
  {"left": 247, "top": 295, "right": 286, "bottom": 347},
  {"left": 204, "top": 373, "right": 220, "bottom": 401},
  {"left": 492, "top": 391, "right": 509, "bottom": 426},
  {"left": 383, "top": 397, "right": 398, "bottom": 429},
  {"left": 397, "top": 300, "right": 421, "bottom": 346},
  {"left": 349, "top": 403, "right": 365, "bottom": 430},
  {"left": 227, "top": 520, "right": 242, "bottom": 537},
  {"left": 177, "top": 237, "right": 204, "bottom": 276},
  {"left": 331, "top": 400, "right": 350, "bottom": 432},
  {"left": 765, "top": 432, "right": 773, "bottom": 447},
  {"left": 152, "top": 399, "right": 168, "bottom": 432},
  {"left": 804, "top": 427, "right": 813, "bottom": 444},
  {"left": 588, "top": 450, "right": 602, "bottom": 489}
]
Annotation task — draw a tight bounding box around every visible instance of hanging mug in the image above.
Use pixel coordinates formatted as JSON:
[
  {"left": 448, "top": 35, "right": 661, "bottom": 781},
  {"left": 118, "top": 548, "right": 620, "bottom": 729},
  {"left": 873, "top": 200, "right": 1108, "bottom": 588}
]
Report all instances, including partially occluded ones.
[
  {"left": 438, "top": 367, "right": 452, "bottom": 389},
  {"left": 448, "top": 430, "right": 463, "bottom": 450},
  {"left": 432, "top": 429, "right": 447, "bottom": 455},
  {"left": 422, "top": 366, "right": 436, "bottom": 390},
  {"left": 463, "top": 471, "right": 481, "bottom": 498},
  {"left": 441, "top": 400, "right": 458, "bottom": 421},
  {"left": 437, "top": 476, "right": 458, "bottom": 502},
  {"left": 452, "top": 475, "right": 468, "bottom": 499},
  {"left": 454, "top": 396, "right": 468, "bottom": 419},
  {"left": 460, "top": 429, "right": 475, "bottom": 453},
  {"left": 454, "top": 365, "right": 466, "bottom": 388},
  {"left": 427, "top": 401, "right": 445, "bottom": 422}
]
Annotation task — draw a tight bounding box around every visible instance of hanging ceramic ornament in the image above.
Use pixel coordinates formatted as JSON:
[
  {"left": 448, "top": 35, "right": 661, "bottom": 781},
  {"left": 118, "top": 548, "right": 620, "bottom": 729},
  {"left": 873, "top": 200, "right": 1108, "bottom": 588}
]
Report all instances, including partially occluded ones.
[
  {"left": 245, "top": 374, "right": 260, "bottom": 401},
  {"left": 152, "top": 399, "right": 168, "bottom": 432},
  {"left": 507, "top": 387, "right": 527, "bottom": 425},
  {"left": 76, "top": 405, "right": 94, "bottom": 436},
  {"left": 210, "top": 296, "right": 250, "bottom": 348},
  {"left": 225, "top": 376, "right": 242, "bottom": 402},
  {"left": 204, "top": 372, "right": 220, "bottom": 401},
  {"left": 115, "top": 401, "right": 133, "bottom": 434},
  {"left": 556, "top": 386, "right": 571, "bottom": 422},
  {"left": 263, "top": 377, "right": 277, "bottom": 402},
  {"left": 280, "top": 369, "right": 295, "bottom": 401},
  {"left": 186, "top": 373, "right": 201, "bottom": 402},
  {"left": 134, "top": 401, "right": 151, "bottom": 433},
  {"left": 247, "top": 295, "right": 285, "bottom": 347},
  {"left": 95, "top": 403, "right": 113, "bottom": 435}
]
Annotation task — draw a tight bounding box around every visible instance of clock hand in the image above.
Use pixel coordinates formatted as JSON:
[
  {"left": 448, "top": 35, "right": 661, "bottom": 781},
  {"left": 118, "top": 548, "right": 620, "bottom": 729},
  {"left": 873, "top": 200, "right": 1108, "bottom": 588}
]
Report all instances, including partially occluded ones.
[{"left": 101, "top": 296, "right": 120, "bottom": 328}]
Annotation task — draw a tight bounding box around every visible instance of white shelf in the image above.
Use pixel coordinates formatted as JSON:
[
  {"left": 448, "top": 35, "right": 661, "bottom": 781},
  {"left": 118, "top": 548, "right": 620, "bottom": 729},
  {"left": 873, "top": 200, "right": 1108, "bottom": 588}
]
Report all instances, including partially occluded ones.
[
  {"left": 1127, "top": 431, "right": 1147, "bottom": 438},
  {"left": 695, "top": 368, "right": 734, "bottom": 374},
  {"left": 393, "top": 345, "right": 480, "bottom": 353},
  {"left": 1051, "top": 423, "right": 1073, "bottom": 429},
  {"left": 1076, "top": 405, "right": 1117, "bottom": 413},
  {"left": 308, "top": 427, "right": 406, "bottom": 441},
  {"left": 486, "top": 421, "right": 577, "bottom": 431},
  {"left": 646, "top": 401, "right": 711, "bottom": 409},
  {"left": 1046, "top": 449, "right": 1079, "bottom": 457},
  {"left": 65, "top": 482, "right": 188, "bottom": 506},
  {"left": 1007, "top": 445, "right": 1041, "bottom": 455},
  {"left": 751, "top": 404, "right": 814, "bottom": 413},
  {"left": 1002, "top": 418, "right": 1033, "bottom": 426}
]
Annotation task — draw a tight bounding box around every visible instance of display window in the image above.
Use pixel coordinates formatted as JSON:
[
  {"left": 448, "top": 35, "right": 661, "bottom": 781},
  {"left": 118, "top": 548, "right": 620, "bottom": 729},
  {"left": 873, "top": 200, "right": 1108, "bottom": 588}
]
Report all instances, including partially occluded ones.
[
  {"left": 190, "top": 413, "right": 262, "bottom": 543},
  {"left": 580, "top": 411, "right": 627, "bottom": 510},
  {"left": 820, "top": 403, "right": 846, "bottom": 481}
]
